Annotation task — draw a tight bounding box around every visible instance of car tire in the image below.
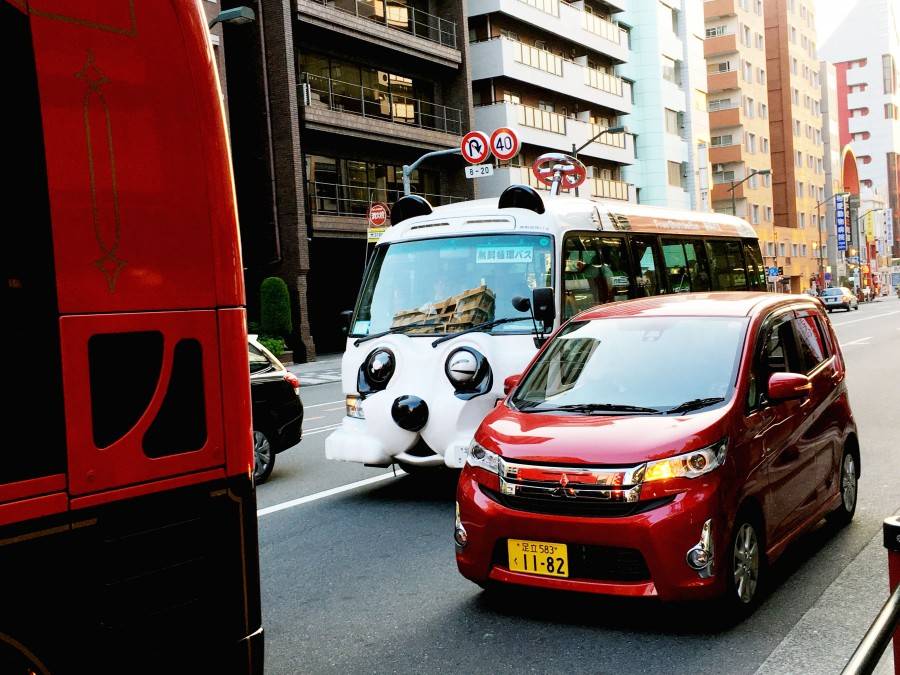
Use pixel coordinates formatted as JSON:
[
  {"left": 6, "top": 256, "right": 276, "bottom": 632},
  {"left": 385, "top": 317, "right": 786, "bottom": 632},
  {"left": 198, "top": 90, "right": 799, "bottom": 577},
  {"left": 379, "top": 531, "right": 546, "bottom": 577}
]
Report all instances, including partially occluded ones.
[
  {"left": 253, "top": 430, "right": 275, "bottom": 484},
  {"left": 826, "top": 449, "right": 858, "bottom": 528},
  {"left": 722, "top": 512, "right": 765, "bottom": 620}
]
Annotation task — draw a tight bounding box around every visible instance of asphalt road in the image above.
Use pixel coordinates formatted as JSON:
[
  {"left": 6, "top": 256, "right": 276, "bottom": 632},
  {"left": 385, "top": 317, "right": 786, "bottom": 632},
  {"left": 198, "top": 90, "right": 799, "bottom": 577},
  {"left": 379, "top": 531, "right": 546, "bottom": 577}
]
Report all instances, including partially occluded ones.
[{"left": 257, "top": 299, "right": 900, "bottom": 675}]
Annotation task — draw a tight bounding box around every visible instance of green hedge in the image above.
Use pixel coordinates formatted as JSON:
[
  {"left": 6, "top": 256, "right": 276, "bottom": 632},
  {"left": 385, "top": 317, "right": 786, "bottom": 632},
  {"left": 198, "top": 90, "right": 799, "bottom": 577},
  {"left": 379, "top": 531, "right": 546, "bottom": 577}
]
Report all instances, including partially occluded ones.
[{"left": 260, "top": 277, "right": 292, "bottom": 338}]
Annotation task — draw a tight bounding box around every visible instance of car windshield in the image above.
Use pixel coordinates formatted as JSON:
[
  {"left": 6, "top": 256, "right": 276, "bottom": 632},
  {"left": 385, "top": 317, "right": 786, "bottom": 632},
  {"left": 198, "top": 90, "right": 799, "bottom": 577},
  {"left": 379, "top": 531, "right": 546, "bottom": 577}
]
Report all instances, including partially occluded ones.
[
  {"left": 351, "top": 234, "right": 554, "bottom": 337},
  {"left": 822, "top": 288, "right": 844, "bottom": 296},
  {"left": 512, "top": 316, "right": 749, "bottom": 413}
]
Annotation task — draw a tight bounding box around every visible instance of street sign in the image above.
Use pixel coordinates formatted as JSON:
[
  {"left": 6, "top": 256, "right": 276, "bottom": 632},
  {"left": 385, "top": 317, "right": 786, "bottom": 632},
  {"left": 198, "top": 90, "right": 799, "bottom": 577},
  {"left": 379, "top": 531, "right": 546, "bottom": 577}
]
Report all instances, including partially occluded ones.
[
  {"left": 835, "top": 194, "right": 848, "bottom": 252},
  {"left": 847, "top": 255, "right": 860, "bottom": 264},
  {"left": 367, "top": 202, "right": 389, "bottom": 227},
  {"left": 464, "top": 164, "right": 494, "bottom": 178},
  {"left": 767, "top": 266, "right": 778, "bottom": 277},
  {"left": 824, "top": 272, "right": 832, "bottom": 281},
  {"left": 489, "top": 127, "right": 520, "bottom": 162},
  {"left": 460, "top": 131, "right": 490, "bottom": 164}
]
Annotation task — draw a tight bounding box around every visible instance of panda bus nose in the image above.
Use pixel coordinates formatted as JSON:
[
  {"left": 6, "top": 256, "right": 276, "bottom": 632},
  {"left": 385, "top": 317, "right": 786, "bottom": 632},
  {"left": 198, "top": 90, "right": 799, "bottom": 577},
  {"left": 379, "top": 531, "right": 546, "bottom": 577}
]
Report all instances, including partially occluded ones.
[{"left": 391, "top": 395, "right": 429, "bottom": 432}]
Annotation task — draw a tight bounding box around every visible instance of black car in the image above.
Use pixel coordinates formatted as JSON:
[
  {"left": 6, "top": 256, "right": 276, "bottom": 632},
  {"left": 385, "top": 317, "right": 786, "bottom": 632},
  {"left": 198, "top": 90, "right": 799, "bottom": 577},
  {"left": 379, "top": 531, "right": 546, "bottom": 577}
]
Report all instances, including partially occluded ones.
[{"left": 249, "top": 336, "right": 303, "bottom": 483}]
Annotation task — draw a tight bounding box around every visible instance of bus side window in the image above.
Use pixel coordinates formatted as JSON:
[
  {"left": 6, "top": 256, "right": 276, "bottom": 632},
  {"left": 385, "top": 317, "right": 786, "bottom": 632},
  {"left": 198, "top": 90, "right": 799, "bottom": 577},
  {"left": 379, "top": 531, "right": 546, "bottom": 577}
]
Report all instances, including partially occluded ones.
[
  {"left": 629, "top": 236, "right": 665, "bottom": 297},
  {"left": 561, "top": 233, "right": 629, "bottom": 319},
  {"left": 661, "top": 239, "right": 690, "bottom": 292},
  {"left": 685, "top": 239, "right": 712, "bottom": 292},
  {"left": 706, "top": 239, "right": 749, "bottom": 291},
  {"left": 743, "top": 240, "right": 767, "bottom": 290}
]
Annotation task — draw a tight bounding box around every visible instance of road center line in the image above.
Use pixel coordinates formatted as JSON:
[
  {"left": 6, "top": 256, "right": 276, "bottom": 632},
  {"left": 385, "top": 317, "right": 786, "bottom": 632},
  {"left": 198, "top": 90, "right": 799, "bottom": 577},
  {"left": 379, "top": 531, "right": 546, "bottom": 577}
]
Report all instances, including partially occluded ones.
[
  {"left": 304, "top": 399, "right": 345, "bottom": 409},
  {"left": 257, "top": 470, "right": 404, "bottom": 517},
  {"left": 830, "top": 310, "right": 900, "bottom": 327},
  {"left": 303, "top": 425, "right": 341, "bottom": 436},
  {"left": 839, "top": 336, "right": 872, "bottom": 347}
]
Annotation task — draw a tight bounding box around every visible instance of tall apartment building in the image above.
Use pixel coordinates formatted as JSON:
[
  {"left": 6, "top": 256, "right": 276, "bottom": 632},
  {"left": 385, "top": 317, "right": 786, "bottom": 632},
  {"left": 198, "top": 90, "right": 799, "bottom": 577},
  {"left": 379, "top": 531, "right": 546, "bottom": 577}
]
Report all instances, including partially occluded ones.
[
  {"left": 818, "top": 0, "right": 900, "bottom": 257},
  {"left": 703, "top": 0, "right": 774, "bottom": 250},
  {"left": 466, "top": 0, "right": 636, "bottom": 201},
  {"left": 223, "top": 0, "right": 474, "bottom": 356},
  {"left": 764, "top": 0, "right": 826, "bottom": 293},
  {"left": 622, "top": 0, "right": 711, "bottom": 210},
  {"left": 820, "top": 60, "right": 847, "bottom": 286}
]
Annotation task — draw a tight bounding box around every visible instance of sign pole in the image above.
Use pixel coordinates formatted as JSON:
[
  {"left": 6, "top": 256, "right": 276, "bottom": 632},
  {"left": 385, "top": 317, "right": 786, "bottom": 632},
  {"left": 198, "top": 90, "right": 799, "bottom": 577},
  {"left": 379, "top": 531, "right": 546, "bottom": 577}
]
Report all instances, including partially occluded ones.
[{"left": 402, "top": 147, "right": 463, "bottom": 196}]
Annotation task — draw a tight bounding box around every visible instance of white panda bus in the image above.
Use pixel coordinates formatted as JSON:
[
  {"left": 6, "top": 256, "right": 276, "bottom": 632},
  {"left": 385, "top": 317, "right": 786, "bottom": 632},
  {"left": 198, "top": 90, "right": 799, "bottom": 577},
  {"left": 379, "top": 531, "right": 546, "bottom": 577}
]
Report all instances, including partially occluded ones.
[{"left": 325, "top": 154, "right": 766, "bottom": 472}]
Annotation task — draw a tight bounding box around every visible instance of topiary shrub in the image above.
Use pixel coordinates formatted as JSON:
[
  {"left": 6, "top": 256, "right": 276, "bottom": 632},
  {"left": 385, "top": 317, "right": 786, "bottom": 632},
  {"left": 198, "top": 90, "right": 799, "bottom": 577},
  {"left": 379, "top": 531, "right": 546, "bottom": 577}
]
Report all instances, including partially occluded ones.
[{"left": 260, "top": 277, "right": 292, "bottom": 339}]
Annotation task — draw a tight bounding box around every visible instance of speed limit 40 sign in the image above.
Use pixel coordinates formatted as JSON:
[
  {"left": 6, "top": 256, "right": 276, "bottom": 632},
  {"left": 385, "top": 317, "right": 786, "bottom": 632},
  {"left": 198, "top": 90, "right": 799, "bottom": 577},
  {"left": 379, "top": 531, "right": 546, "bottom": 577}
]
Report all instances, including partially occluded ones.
[{"left": 490, "top": 127, "right": 519, "bottom": 161}]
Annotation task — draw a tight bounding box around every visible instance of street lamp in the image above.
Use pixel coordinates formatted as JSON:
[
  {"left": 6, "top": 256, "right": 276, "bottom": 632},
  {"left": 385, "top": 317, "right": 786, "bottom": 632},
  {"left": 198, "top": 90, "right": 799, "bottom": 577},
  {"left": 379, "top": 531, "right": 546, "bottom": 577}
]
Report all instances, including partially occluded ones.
[
  {"left": 571, "top": 126, "right": 628, "bottom": 197},
  {"left": 727, "top": 169, "right": 770, "bottom": 217},
  {"left": 208, "top": 6, "right": 256, "bottom": 29}
]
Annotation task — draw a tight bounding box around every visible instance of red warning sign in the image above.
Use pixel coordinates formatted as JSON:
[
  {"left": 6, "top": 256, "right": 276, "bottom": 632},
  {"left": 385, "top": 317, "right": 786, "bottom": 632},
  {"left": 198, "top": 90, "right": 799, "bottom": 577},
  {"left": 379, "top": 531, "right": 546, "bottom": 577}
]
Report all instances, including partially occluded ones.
[{"left": 461, "top": 131, "right": 491, "bottom": 164}]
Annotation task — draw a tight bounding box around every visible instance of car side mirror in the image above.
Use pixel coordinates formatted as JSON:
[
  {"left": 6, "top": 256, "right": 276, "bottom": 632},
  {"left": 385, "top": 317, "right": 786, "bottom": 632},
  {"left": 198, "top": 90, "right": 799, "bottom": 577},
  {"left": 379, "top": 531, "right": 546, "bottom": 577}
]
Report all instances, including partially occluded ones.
[
  {"left": 531, "top": 287, "right": 556, "bottom": 327},
  {"left": 767, "top": 372, "right": 812, "bottom": 401},
  {"left": 503, "top": 374, "right": 522, "bottom": 396},
  {"left": 339, "top": 310, "right": 353, "bottom": 336}
]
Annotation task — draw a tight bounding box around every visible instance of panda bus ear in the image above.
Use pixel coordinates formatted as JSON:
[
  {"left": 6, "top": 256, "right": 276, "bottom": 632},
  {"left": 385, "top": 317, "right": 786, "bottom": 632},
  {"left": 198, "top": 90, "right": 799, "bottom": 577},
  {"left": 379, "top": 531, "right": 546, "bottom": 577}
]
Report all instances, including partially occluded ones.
[
  {"left": 498, "top": 185, "right": 545, "bottom": 214},
  {"left": 391, "top": 195, "right": 433, "bottom": 225}
]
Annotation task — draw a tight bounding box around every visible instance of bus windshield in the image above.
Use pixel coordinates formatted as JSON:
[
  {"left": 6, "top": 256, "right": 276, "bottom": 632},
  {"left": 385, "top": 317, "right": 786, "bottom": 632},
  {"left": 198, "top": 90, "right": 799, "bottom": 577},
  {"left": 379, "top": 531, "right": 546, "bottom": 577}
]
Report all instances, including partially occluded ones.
[{"left": 352, "top": 234, "right": 554, "bottom": 337}]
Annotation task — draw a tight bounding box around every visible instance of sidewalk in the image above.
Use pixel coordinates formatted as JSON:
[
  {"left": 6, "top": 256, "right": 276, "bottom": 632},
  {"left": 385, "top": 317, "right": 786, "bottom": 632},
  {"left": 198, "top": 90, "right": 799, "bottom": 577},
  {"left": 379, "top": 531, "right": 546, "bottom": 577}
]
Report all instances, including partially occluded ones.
[{"left": 287, "top": 352, "right": 343, "bottom": 387}]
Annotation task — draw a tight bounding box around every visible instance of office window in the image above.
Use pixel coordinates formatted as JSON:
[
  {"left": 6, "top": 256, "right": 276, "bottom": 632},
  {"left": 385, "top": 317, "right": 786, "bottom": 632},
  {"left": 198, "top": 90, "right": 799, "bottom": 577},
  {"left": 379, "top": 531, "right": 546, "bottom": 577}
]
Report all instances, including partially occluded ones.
[
  {"left": 764, "top": 173, "right": 771, "bottom": 187},
  {"left": 667, "top": 161, "right": 683, "bottom": 187},
  {"left": 884, "top": 54, "right": 897, "bottom": 94},
  {"left": 665, "top": 108, "right": 679, "bottom": 134}
]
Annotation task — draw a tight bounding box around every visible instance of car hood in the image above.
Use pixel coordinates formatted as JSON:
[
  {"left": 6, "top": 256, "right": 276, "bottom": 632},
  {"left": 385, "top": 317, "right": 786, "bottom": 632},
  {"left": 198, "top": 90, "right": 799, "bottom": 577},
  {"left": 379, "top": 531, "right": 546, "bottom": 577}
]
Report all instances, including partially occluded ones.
[{"left": 477, "top": 404, "right": 732, "bottom": 466}]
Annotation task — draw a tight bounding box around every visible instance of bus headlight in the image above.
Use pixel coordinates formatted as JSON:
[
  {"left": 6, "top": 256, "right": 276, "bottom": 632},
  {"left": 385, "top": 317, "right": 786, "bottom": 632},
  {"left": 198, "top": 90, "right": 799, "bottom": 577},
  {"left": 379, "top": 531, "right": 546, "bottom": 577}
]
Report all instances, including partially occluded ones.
[{"left": 345, "top": 394, "right": 364, "bottom": 419}]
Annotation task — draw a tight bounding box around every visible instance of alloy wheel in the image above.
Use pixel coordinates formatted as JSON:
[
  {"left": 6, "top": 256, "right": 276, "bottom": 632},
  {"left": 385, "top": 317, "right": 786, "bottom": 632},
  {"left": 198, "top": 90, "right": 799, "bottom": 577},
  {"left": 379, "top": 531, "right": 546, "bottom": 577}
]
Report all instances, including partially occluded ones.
[
  {"left": 733, "top": 523, "right": 759, "bottom": 604},
  {"left": 841, "top": 453, "right": 857, "bottom": 513},
  {"left": 254, "top": 431, "right": 272, "bottom": 480}
]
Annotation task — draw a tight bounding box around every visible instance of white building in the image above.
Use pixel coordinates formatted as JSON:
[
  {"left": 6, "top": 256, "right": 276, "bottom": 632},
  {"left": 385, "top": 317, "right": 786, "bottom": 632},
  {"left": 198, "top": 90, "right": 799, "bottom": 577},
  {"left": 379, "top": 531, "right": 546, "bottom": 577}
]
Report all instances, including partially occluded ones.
[
  {"left": 818, "top": 0, "right": 900, "bottom": 256},
  {"left": 620, "top": 0, "right": 711, "bottom": 210},
  {"left": 467, "top": 0, "right": 637, "bottom": 201}
]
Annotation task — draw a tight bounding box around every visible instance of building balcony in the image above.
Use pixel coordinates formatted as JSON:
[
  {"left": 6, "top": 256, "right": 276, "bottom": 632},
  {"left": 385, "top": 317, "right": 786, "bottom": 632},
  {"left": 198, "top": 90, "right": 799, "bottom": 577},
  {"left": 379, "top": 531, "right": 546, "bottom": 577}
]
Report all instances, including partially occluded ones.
[
  {"left": 307, "top": 181, "right": 465, "bottom": 235},
  {"left": 468, "top": 0, "right": 628, "bottom": 63},
  {"left": 709, "top": 143, "right": 743, "bottom": 164},
  {"left": 708, "top": 105, "right": 741, "bottom": 129},
  {"left": 704, "top": 33, "right": 736, "bottom": 58},
  {"left": 712, "top": 181, "right": 743, "bottom": 202},
  {"left": 470, "top": 37, "right": 632, "bottom": 114},
  {"left": 703, "top": 0, "right": 736, "bottom": 19},
  {"left": 707, "top": 69, "right": 739, "bottom": 93},
  {"left": 474, "top": 102, "right": 634, "bottom": 165},
  {"left": 477, "top": 165, "right": 635, "bottom": 202},
  {"left": 300, "top": 74, "right": 463, "bottom": 150},
  {"left": 296, "top": 0, "right": 461, "bottom": 68}
]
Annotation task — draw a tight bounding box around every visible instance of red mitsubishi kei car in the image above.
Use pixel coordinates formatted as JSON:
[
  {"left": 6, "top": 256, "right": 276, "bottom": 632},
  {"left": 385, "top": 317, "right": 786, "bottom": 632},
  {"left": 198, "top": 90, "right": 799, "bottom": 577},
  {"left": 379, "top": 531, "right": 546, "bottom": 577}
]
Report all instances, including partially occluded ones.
[{"left": 455, "top": 293, "right": 859, "bottom": 614}]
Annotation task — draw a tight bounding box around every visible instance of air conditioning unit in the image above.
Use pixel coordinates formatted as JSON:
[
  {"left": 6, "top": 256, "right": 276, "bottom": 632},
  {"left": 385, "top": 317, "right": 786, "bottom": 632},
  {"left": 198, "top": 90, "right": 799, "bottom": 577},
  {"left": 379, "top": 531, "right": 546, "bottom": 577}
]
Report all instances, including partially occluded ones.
[
  {"left": 677, "top": 111, "right": 686, "bottom": 129},
  {"left": 300, "top": 82, "right": 312, "bottom": 107}
]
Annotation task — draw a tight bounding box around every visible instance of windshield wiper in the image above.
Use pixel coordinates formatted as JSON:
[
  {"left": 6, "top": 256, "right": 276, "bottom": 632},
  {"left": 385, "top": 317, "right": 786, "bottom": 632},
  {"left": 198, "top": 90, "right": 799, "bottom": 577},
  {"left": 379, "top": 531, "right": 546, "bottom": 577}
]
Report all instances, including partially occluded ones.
[
  {"left": 665, "top": 397, "right": 725, "bottom": 415},
  {"left": 431, "top": 317, "right": 532, "bottom": 347},
  {"left": 353, "top": 320, "right": 439, "bottom": 346},
  {"left": 522, "top": 403, "right": 662, "bottom": 415}
]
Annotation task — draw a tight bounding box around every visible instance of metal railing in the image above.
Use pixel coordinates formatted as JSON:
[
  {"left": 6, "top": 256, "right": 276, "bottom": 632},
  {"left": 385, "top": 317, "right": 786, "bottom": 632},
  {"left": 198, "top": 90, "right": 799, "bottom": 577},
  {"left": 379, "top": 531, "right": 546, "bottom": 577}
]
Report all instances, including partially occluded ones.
[
  {"left": 510, "top": 39, "right": 563, "bottom": 76},
  {"left": 516, "top": 104, "right": 567, "bottom": 134},
  {"left": 590, "top": 177, "right": 630, "bottom": 200},
  {"left": 584, "top": 67, "right": 625, "bottom": 96},
  {"left": 517, "top": 0, "right": 559, "bottom": 16},
  {"left": 708, "top": 100, "right": 740, "bottom": 112},
  {"left": 304, "top": 0, "right": 457, "bottom": 47},
  {"left": 582, "top": 11, "right": 627, "bottom": 45},
  {"left": 307, "top": 181, "right": 465, "bottom": 217},
  {"left": 301, "top": 73, "right": 463, "bottom": 134}
]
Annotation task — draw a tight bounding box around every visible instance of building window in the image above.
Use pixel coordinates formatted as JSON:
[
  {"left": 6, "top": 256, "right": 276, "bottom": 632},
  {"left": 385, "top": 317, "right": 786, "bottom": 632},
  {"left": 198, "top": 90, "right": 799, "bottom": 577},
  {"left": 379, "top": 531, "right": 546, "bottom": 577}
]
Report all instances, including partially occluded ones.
[
  {"left": 790, "top": 27, "right": 797, "bottom": 43},
  {"left": 706, "top": 25, "right": 727, "bottom": 38},
  {"left": 665, "top": 108, "right": 680, "bottom": 134},
  {"left": 779, "top": 242, "right": 786, "bottom": 256},
  {"left": 663, "top": 57, "right": 682, "bottom": 85},
  {"left": 743, "top": 25, "right": 751, "bottom": 46},
  {"left": 708, "top": 60, "right": 733, "bottom": 73},
  {"left": 743, "top": 61, "right": 753, "bottom": 81},
  {"left": 801, "top": 243, "right": 807, "bottom": 257},
  {"left": 708, "top": 97, "right": 733, "bottom": 111},
  {"left": 792, "top": 88, "right": 799, "bottom": 104},
  {"left": 746, "top": 133, "right": 757, "bottom": 153},
  {"left": 760, "top": 103, "right": 767, "bottom": 118},
  {"left": 884, "top": 54, "right": 897, "bottom": 94},
  {"left": 670, "top": 6, "right": 679, "bottom": 34},
  {"left": 713, "top": 169, "right": 736, "bottom": 184},
  {"left": 757, "top": 68, "right": 766, "bottom": 84},
  {"left": 745, "top": 96, "right": 755, "bottom": 117},
  {"left": 667, "top": 161, "right": 683, "bottom": 187},
  {"left": 761, "top": 137, "right": 769, "bottom": 152},
  {"left": 798, "top": 214, "right": 805, "bottom": 229},
  {"left": 711, "top": 134, "right": 733, "bottom": 146},
  {"left": 752, "top": 204, "right": 760, "bottom": 224},
  {"left": 765, "top": 206, "right": 773, "bottom": 221},
  {"left": 792, "top": 243, "right": 799, "bottom": 256},
  {"left": 794, "top": 119, "right": 801, "bottom": 136},
  {"left": 885, "top": 103, "right": 899, "bottom": 119}
]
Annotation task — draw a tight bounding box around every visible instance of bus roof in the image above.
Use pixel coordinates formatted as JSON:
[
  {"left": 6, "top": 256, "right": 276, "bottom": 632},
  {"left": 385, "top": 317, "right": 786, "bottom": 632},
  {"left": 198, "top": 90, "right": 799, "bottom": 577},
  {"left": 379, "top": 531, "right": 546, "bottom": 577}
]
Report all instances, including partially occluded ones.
[{"left": 379, "top": 194, "right": 757, "bottom": 245}]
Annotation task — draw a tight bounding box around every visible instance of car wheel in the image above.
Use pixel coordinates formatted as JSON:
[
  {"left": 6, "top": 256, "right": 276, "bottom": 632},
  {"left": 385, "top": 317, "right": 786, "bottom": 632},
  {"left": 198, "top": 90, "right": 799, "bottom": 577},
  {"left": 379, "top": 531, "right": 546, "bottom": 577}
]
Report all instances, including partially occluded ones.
[
  {"left": 723, "top": 514, "right": 764, "bottom": 619},
  {"left": 826, "top": 449, "right": 858, "bottom": 527},
  {"left": 253, "top": 430, "right": 275, "bottom": 484}
]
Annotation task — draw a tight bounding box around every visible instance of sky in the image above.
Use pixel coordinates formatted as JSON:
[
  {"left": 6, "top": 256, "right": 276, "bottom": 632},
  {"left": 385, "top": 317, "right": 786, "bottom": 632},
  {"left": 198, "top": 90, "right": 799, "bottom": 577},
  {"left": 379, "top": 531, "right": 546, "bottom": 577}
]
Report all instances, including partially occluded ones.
[{"left": 815, "top": 0, "right": 859, "bottom": 46}]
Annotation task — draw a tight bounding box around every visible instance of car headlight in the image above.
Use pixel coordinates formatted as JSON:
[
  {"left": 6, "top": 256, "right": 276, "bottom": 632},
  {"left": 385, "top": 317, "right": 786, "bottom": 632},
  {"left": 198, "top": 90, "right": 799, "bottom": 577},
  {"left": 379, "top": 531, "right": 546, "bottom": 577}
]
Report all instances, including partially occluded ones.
[
  {"left": 644, "top": 438, "right": 728, "bottom": 482},
  {"left": 346, "top": 394, "right": 364, "bottom": 419},
  {"left": 466, "top": 440, "right": 500, "bottom": 474}
]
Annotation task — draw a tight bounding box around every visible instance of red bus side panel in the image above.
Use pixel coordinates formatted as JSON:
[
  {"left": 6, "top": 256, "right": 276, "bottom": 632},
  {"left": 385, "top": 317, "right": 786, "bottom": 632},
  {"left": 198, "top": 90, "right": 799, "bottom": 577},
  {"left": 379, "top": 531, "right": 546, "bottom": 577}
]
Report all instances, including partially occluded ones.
[{"left": 28, "top": 0, "right": 244, "bottom": 314}]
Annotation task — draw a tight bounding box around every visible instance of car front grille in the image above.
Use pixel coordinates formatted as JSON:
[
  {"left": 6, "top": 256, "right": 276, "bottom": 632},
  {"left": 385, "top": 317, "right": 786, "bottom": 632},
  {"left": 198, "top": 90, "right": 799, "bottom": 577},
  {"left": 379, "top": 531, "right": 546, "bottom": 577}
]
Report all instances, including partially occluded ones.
[
  {"left": 492, "top": 539, "right": 651, "bottom": 582},
  {"left": 482, "top": 484, "right": 674, "bottom": 517}
]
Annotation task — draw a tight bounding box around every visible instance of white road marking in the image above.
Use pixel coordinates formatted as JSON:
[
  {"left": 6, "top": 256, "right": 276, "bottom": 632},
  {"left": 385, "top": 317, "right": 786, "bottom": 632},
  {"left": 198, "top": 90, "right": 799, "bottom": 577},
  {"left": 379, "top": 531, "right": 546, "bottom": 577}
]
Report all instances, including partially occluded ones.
[
  {"left": 304, "top": 399, "right": 345, "bottom": 409},
  {"left": 323, "top": 406, "right": 345, "bottom": 412},
  {"left": 830, "top": 310, "right": 900, "bottom": 327},
  {"left": 305, "top": 415, "right": 324, "bottom": 422},
  {"left": 839, "top": 336, "right": 872, "bottom": 347},
  {"left": 257, "top": 470, "right": 404, "bottom": 517},
  {"left": 303, "top": 423, "right": 341, "bottom": 435}
]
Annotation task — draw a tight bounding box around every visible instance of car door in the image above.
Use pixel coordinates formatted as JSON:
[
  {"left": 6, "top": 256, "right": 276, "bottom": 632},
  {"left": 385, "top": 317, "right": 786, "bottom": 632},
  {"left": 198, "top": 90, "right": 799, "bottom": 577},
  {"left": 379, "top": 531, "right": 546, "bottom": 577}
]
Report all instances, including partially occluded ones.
[
  {"left": 792, "top": 310, "right": 842, "bottom": 505},
  {"left": 753, "top": 309, "right": 821, "bottom": 541}
]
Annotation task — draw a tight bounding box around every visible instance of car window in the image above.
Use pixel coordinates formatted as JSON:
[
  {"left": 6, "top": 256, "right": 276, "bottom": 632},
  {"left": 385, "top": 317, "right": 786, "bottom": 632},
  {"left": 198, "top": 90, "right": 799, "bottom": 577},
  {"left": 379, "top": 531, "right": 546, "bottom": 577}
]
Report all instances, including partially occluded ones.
[
  {"left": 748, "top": 314, "right": 801, "bottom": 408},
  {"left": 793, "top": 314, "right": 828, "bottom": 372},
  {"left": 249, "top": 343, "right": 274, "bottom": 374},
  {"left": 822, "top": 288, "right": 842, "bottom": 296}
]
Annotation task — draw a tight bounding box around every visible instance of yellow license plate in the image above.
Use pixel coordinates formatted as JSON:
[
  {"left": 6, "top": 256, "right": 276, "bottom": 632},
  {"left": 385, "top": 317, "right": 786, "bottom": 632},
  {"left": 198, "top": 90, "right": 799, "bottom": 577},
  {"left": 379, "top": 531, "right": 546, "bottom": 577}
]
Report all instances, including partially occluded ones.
[{"left": 507, "top": 539, "right": 569, "bottom": 578}]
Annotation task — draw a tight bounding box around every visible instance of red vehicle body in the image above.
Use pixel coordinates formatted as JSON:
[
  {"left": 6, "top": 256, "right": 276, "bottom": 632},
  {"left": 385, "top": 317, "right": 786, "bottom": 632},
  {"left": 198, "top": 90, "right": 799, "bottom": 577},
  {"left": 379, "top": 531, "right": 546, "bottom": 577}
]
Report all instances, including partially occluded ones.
[
  {"left": 2, "top": 1, "right": 261, "bottom": 671},
  {"left": 456, "top": 293, "right": 860, "bottom": 611}
]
